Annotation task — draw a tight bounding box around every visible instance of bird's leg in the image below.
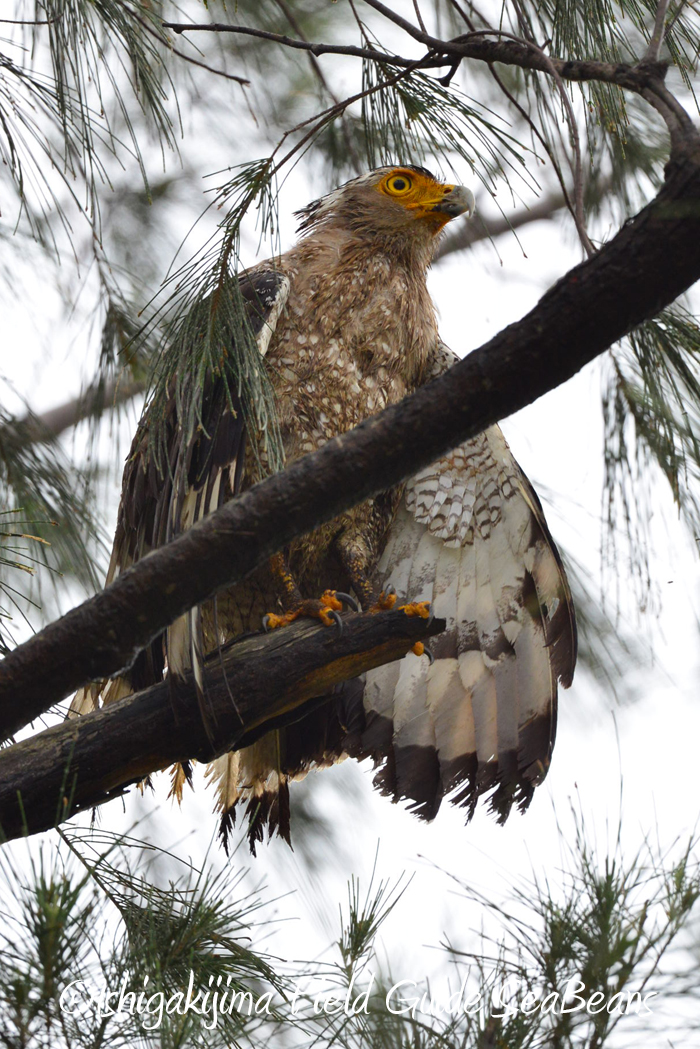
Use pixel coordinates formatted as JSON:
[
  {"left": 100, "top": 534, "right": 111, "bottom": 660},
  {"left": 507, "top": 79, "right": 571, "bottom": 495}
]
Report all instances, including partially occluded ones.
[
  {"left": 335, "top": 521, "right": 432, "bottom": 657},
  {"left": 334, "top": 532, "right": 378, "bottom": 612},
  {"left": 333, "top": 524, "right": 428, "bottom": 612},
  {"left": 262, "top": 552, "right": 354, "bottom": 631},
  {"left": 269, "top": 551, "right": 304, "bottom": 612}
]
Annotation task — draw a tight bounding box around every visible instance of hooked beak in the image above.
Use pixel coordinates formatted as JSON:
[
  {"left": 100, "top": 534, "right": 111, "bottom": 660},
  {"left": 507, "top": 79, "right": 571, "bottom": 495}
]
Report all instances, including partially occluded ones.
[{"left": 431, "top": 184, "right": 476, "bottom": 219}]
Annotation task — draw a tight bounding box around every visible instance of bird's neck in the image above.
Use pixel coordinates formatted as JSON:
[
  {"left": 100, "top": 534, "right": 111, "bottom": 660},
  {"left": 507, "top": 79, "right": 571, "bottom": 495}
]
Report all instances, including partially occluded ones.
[
  {"left": 293, "top": 222, "right": 439, "bottom": 272},
  {"left": 279, "top": 232, "right": 438, "bottom": 388}
]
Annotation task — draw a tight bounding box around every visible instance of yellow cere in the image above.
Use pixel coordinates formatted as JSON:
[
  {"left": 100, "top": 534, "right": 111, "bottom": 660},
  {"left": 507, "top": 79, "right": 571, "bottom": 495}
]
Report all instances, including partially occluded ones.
[{"left": 377, "top": 168, "right": 457, "bottom": 225}]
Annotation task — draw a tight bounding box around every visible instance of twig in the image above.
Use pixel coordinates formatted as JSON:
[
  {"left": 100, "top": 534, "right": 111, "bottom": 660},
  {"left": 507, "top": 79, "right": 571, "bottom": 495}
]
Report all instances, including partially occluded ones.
[
  {"left": 412, "top": 0, "right": 428, "bottom": 35},
  {"left": 645, "top": 0, "right": 672, "bottom": 62},
  {"left": 446, "top": 0, "right": 477, "bottom": 32},
  {"left": 118, "top": 2, "right": 250, "bottom": 86},
  {"left": 360, "top": 0, "right": 434, "bottom": 46},
  {"left": 665, "top": 0, "right": 692, "bottom": 38},
  {"left": 273, "top": 0, "right": 333, "bottom": 91},
  {"left": 267, "top": 58, "right": 435, "bottom": 180},
  {"left": 167, "top": 46, "right": 250, "bottom": 86},
  {"left": 161, "top": 20, "right": 418, "bottom": 67},
  {"left": 271, "top": 0, "right": 363, "bottom": 173},
  {"left": 0, "top": 18, "right": 57, "bottom": 25}
]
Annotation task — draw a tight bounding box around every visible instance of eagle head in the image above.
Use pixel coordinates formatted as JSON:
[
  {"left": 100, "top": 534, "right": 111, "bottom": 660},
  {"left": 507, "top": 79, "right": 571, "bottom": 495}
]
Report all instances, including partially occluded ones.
[{"left": 295, "top": 166, "right": 475, "bottom": 246}]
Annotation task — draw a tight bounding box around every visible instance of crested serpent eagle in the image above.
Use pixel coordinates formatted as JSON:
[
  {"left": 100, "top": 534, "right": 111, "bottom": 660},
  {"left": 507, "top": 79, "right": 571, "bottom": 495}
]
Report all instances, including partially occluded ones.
[{"left": 73, "top": 166, "right": 577, "bottom": 850}]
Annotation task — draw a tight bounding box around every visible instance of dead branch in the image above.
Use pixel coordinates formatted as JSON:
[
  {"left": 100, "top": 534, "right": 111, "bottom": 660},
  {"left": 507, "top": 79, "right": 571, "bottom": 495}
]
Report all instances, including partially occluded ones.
[{"left": 0, "top": 609, "right": 443, "bottom": 843}]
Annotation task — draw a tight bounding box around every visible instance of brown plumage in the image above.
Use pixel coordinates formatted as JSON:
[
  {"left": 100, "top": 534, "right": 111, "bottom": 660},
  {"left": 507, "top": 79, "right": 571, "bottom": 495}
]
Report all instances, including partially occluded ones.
[{"left": 72, "top": 166, "right": 576, "bottom": 851}]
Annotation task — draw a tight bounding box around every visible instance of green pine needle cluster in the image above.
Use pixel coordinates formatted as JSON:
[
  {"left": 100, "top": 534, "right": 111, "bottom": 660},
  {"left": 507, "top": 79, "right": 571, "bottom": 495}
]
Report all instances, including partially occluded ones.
[
  {"left": 361, "top": 55, "right": 538, "bottom": 200},
  {"left": 141, "top": 158, "right": 284, "bottom": 478},
  {"left": 603, "top": 305, "right": 700, "bottom": 605},
  {"left": 0, "top": 815, "right": 695, "bottom": 1047},
  {"left": 0, "top": 408, "right": 104, "bottom": 652}
]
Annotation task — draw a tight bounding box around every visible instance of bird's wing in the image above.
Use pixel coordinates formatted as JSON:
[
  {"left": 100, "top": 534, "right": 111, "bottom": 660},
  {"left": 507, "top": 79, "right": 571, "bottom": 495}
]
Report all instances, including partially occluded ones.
[
  {"left": 70, "top": 269, "right": 290, "bottom": 719},
  {"left": 358, "top": 343, "right": 577, "bottom": 822}
]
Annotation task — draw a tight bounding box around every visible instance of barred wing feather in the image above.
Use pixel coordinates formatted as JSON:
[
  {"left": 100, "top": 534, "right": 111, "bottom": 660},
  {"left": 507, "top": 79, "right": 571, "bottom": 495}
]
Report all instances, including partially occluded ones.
[{"left": 361, "top": 411, "right": 576, "bottom": 823}]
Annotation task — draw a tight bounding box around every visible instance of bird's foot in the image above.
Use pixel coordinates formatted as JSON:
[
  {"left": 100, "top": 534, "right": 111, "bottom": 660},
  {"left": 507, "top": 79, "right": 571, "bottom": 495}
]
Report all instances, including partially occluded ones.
[
  {"left": 399, "top": 601, "right": 433, "bottom": 659},
  {"left": 370, "top": 584, "right": 397, "bottom": 613},
  {"left": 410, "top": 641, "right": 435, "bottom": 663},
  {"left": 398, "top": 600, "right": 432, "bottom": 620},
  {"left": 370, "top": 587, "right": 431, "bottom": 620},
  {"left": 262, "top": 590, "right": 357, "bottom": 634},
  {"left": 369, "top": 588, "right": 433, "bottom": 658}
]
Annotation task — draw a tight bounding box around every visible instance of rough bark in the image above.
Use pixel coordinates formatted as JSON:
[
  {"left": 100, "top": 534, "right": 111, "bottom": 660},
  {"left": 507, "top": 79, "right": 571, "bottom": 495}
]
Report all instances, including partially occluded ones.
[
  {"left": 0, "top": 609, "right": 443, "bottom": 842},
  {"left": 0, "top": 144, "right": 699, "bottom": 742}
]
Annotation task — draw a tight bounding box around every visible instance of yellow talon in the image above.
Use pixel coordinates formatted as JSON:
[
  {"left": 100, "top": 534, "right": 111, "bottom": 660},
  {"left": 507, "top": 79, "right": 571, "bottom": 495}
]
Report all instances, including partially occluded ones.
[
  {"left": 264, "top": 611, "right": 297, "bottom": 630},
  {"left": 370, "top": 589, "right": 398, "bottom": 613},
  {"left": 263, "top": 591, "right": 346, "bottom": 631},
  {"left": 398, "top": 601, "right": 431, "bottom": 619},
  {"left": 320, "top": 590, "right": 343, "bottom": 612}
]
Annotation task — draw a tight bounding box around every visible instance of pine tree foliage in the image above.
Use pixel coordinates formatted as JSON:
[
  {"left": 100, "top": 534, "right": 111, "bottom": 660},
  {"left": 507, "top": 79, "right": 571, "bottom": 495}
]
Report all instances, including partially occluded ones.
[
  {"left": 0, "top": 411, "right": 103, "bottom": 653},
  {"left": 2, "top": 1, "right": 176, "bottom": 244},
  {"left": 0, "top": 818, "right": 696, "bottom": 1047},
  {"left": 141, "top": 159, "right": 285, "bottom": 478},
  {"left": 361, "top": 55, "right": 537, "bottom": 191},
  {"left": 603, "top": 305, "right": 700, "bottom": 608}
]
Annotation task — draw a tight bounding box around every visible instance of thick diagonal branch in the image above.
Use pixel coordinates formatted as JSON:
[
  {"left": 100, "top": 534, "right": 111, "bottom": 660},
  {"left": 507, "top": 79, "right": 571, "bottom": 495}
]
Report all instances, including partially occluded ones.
[
  {"left": 0, "top": 609, "right": 443, "bottom": 843},
  {"left": 0, "top": 146, "right": 700, "bottom": 740}
]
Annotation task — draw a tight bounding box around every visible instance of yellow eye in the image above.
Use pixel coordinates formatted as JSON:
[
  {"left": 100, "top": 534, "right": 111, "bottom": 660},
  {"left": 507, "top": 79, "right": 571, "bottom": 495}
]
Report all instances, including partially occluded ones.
[{"left": 385, "top": 173, "right": 413, "bottom": 195}]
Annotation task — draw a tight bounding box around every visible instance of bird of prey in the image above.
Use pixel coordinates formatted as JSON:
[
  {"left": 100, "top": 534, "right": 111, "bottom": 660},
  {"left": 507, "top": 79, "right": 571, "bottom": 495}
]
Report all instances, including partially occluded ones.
[{"left": 73, "top": 165, "right": 576, "bottom": 850}]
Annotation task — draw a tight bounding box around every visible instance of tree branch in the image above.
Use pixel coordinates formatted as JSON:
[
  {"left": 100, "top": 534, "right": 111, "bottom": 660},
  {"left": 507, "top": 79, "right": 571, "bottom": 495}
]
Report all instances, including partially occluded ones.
[
  {"left": 160, "top": 20, "right": 416, "bottom": 67},
  {"left": 0, "top": 609, "right": 443, "bottom": 842},
  {"left": 161, "top": 15, "right": 698, "bottom": 148},
  {"left": 6, "top": 378, "right": 145, "bottom": 447},
  {"left": 1, "top": 145, "right": 699, "bottom": 741},
  {"left": 645, "top": 0, "right": 672, "bottom": 62}
]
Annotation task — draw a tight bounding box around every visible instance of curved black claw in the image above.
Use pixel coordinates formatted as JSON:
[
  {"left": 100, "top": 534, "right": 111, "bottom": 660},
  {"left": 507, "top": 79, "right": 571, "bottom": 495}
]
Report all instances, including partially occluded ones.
[
  {"left": 424, "top": 645, "right": 435, "bottom": 666},
  {"left": 334, "top": 591, "right": 359, "bottom": 613},
  {"left": 262, "top": 614, "right": 273, "bottom": 633},
  {"left": 327, "top": 609, "right": 344, "bottom": 635},
  {"left": 384, "top": 583, "right": 397, "bottom": 598}
]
